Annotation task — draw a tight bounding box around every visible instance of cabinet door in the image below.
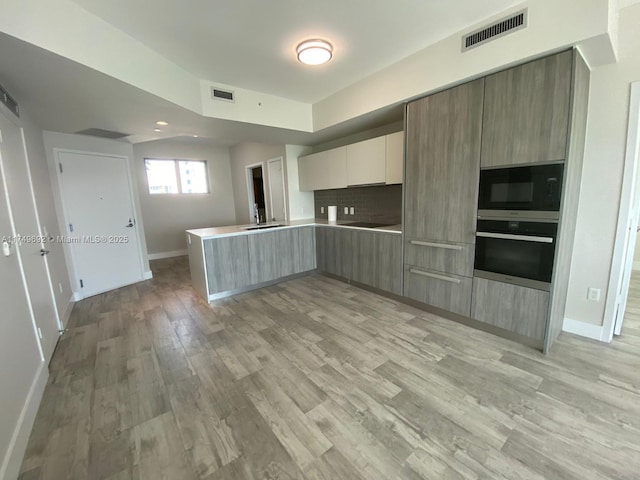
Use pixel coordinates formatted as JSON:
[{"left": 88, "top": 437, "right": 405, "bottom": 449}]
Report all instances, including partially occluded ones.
[
  {"left": 298, "top": 151, "right": 325, "bottom": 192},
  {"left": 385, "top": 131, "right": 404, "bottom": 185},
  {"left": 324, "top": 147, "right": 348, "bottom": 189},
  {"left": 296, "top": 226, "right": 317, "bottom": 272},
  {"left": 248, "top": 229, "right": 299, "bottom": 284},
  {"left": 404, "top": 239, "right": 475, "bottom": 277},
  {"left": 205, "top": 236, "right": 251, "bottom": 293},
  {"left": 471, "top": 277, "right": 549, "bottom": 340},
  {"left": 404, "top": 79, "right": 483, "bottom": 244},
  {"left": 404, "top": 266, "right": 472, "bottom": 317},
  {"left": 481, "top": 50, "right": 572, "bottom": 167},
  {"left": 351, "top": 230, "right": 402, "bottom": 295},
  {"left": 346, "top": 137, "right": 386, "bottom": 186},
  {"left": 316, "top": 226, "right": 351, "bottom": 278}
]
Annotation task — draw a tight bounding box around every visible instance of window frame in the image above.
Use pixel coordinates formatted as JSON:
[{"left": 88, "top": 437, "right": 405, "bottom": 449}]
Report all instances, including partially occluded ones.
[{"left": 144, "top": 157, "right": 210, "bottom": 195}]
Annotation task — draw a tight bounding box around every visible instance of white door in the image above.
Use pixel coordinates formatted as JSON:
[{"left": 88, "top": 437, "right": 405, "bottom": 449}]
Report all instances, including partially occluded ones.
[
  {"left": 0, "top": 112, "right": 59, "bottom": 360},
  {"left": 268, "top": 157, "right": 287, "bottom": 222},
  {"left": 57, "top": 151, "right": 143, "bottom": 297},
  {"left": 610, "top": 82, "right": 640, "bottom": 337}
]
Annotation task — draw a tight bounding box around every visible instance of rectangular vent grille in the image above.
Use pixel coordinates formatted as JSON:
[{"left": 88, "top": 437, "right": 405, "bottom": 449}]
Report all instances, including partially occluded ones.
[
  {"left": 0, "top": 83, "right": 19, "bottom": 117},
  {"left": 75, "top": 128, "right": 130, "bottom": 139},
  {"left": 462, "top": 9, "right": 527, "bottom": 52},
  {"left": 212, "top": 88, "right": 235, "bottom": 102}
]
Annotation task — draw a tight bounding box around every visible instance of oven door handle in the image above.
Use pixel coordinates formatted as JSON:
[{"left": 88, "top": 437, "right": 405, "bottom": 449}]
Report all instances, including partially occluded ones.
[{"left": 476, "top": 232, "right": 554, "bottom": 243}]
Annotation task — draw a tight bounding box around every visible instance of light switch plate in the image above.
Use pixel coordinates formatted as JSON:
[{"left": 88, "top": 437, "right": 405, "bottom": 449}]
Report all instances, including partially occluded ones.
[
  {"left": 320, "top": 206, "right": 324, "bottom": 214},
  {"left": 349, "top": 207, "right": 355, "bottom": 215},
  {"left": 344, "top": 207, "right": 349, "bottom": 214},
  {"left": 587, "top": 288, "right": 601, "bottom": 302}
]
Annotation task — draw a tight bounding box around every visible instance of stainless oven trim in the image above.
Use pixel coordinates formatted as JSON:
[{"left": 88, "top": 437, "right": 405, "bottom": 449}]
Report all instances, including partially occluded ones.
[
  {"left": 479, "top": 160, "right": 564, "bottom": 170},
  {"left": 476, "top": 232, "right": 554, "bottom": 244},
  {"left": 478, "top": 210, "right": 560, "bottom": 221},
  {"left": 474, "top": 269, "right": 551, "bottom": 291}
]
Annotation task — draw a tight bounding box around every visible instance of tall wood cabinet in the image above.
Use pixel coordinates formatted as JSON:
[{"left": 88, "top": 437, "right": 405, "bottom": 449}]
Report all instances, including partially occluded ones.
[{"left": 403, "top": 79, "right": 484, "bottom": 316}]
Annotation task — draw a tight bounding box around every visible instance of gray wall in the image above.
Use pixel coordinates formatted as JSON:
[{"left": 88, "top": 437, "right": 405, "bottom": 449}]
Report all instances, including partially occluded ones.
[
  {"left": 229, "top": 142, "right": 286, "bottom": 224},
  {"left": 314, "top": 185, "right": 403, "bottom": 224},
  {"left": 133, "top": 139, "right": 236, "bottom": 255}
]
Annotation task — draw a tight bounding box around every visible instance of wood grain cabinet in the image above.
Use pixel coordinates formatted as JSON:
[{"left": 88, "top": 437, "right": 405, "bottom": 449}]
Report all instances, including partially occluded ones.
[
  {"left": 298, "top": 147, "right": 347, "bottom": 191},
  {"left": 385, "top": 131, "right": 404, "bottom": 185},
  {"left": 350, "top": 229, "right": 402, "bottom": 295},
  {"left": 471, "top": 277, "right": 549, "bottom": 340},
  {"left": 404, "top": 266, "right": 473, "bottom": 317},
  {"left": 346, "top": 136, "right": 386, "bottom": 186},
  {"left": 316, "top": 227, "right": 402, "bottom": 295},
  {"left": 404, "top": 79, "right": 483, "bottom": 245},
  {"left": 481, "top": 50, "right": 573, "bottom": 167},
  {"left": 204, "top": 235, "right": 251, "bottom": 293}
]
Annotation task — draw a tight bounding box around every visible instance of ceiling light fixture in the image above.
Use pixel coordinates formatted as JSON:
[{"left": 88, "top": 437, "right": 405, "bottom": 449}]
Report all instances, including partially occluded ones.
[
  {"left": 155, "top": 120, "right": 168, "bottom": 126},
  {"left": 154, "top": 128, "right": 161, "bottom": 132},
  {"left": 296, "top": 39, "right": 333, "bottom": 65}
]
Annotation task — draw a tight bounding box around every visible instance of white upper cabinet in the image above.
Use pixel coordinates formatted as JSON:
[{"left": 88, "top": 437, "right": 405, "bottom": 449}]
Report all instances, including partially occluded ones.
[
  {"left": 298, "top": 147, "right": 347, "bottom": 192},
  {"left": 385, "top": 131, "right": 404, "bottom": 184},
  {"left": 346, "top": 136, "right": 386, "bottom": 186}
]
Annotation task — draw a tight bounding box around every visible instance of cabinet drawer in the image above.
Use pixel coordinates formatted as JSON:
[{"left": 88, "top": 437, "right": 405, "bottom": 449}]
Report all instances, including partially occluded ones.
[
  {"left": 403, "top": 266, "right": 472, "bottom": 317},
  {"left": 471, "top": 277, "right": 549, "bottom": 340},
  {"left": 404, "top": 239, "right": 474, "bottom": 277}
]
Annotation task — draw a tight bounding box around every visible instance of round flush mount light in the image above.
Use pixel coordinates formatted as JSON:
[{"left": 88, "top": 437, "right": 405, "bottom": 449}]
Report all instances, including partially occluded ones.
[
  {"left": 155, "top": 120, "right": 168, "bottom": 126},
  {"left": 153, "top": 128, "right": 162, "bottom": 132},
  {"left": 296, "top": 39, "right": 333, "bottom": 65}
]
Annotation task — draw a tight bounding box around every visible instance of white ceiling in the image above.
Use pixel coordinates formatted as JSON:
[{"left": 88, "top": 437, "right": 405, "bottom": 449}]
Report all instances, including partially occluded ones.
[{"left": 71, "top": 0, "right": 523, "bottom": 103}]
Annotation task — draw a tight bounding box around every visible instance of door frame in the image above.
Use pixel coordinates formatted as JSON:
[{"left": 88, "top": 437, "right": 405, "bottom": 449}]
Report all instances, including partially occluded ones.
[
  {"left": 604, "top": 81, "right": 640, "bottom": 341},
  {"left": 53, "top": 148, "right": 146, "bottom": 299},
  {"left": 245, "top": 161, "right": 267, "bottom": 223},
  {"left": 267, "top": 156, "right": 287, "bottom": 222}
]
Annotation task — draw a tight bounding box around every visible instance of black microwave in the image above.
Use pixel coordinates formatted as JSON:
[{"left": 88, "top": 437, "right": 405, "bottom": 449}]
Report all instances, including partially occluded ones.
[{"left": 478, "top": 163, "right": 564, "bottom": 219}]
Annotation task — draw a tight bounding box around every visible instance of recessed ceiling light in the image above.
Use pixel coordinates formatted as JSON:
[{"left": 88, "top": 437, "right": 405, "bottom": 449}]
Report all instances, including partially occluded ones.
[
  {"left": 155, "top": 120, "right": 168, "bottom": 126},
  {"left": 297, "top": 39, "right": 333, "bottom": 65},
  {"left": 154, "top": 128, "right": 161, "bottom": 132},
  {"left": 192, "top": 135, "right": 199, "bottom": 138}
]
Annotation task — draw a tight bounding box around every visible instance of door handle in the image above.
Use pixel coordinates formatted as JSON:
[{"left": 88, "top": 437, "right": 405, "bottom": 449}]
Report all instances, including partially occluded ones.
[
  {"left": 126, "top": 218, "right": 135, "bottom": 228},
  {"left": 40, "top": 249, "right": 50, "bottom": 256}
]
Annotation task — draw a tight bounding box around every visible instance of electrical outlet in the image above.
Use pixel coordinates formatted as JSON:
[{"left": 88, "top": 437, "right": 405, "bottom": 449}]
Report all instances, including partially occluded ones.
[
  {"left": 587, "top": 288, "right": 601, "bottom": 302},
  {"left": 320, "top": 206, "right": 324, "bottom": 214},
  {"left": 349, "top": 207, "right": 355, "bottom": 215},
  {"left": 344, "top": 207, "right": 349, "bottom": 215}
]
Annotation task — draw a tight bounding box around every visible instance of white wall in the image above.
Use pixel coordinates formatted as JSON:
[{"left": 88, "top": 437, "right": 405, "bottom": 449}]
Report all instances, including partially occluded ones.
[
  {"left": 229, "top": 142, "right": 287, "bottom": 224},
  {"left": 132, "top": 139, "right": 236, "bottom": 256},
  {"left": 42, "top": 131, "right": 151, "bottom": 291},
  {"left": 565, "top": 3, "right": 640, "bottom": 327},
  {"left": 284, "top": 145, "right": 314, "bottom": 220}
]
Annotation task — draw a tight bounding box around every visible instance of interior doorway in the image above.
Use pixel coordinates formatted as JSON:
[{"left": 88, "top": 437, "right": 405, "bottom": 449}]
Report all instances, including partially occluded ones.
[{"left": 246, "top": 163, "right": 267, "bottom": 224}]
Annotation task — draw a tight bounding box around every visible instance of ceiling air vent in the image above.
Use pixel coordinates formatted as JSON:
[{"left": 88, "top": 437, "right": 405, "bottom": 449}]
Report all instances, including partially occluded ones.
[
  {"left": 211, "top": 87, "right": 235, "bottom": 103},
  {"left": 75, "top": 128, "right": 131, "bottom": 139},
  {"left": 462, "top": 9, "right": 528, "bottom": 52},
  {"left": 0, "top": 83, "right": 19, "bottom": 117}
]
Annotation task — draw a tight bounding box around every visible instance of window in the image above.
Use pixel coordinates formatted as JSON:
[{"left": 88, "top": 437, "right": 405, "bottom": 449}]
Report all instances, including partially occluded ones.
[{"left": 145, "top": 159, "right": 209, "bottom": 194}]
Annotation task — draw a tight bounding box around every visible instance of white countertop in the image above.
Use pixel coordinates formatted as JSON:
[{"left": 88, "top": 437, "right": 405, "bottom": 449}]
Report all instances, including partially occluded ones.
[{"left": 186, "top": 218, "right": 402, "bottom": 240}]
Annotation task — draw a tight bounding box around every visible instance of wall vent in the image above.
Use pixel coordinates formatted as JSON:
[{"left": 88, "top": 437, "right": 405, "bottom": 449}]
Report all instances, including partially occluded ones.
[
  {"left": 0, "top": 83, "right": 19, "bottom": 117},
  {"left": 211, "top": 87, "right": 235, "bottom": 103},
  {"left": 462, "top": 9, "right": 528, "bottom": 52},
  {"left": 75, "top": 128, "right": 131, "bottom": 139}
]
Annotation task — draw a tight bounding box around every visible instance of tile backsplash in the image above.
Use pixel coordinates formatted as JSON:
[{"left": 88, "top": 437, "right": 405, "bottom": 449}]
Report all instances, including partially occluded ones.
[{"left": 314, "top": 185, "right": 402, "bottom": 224}]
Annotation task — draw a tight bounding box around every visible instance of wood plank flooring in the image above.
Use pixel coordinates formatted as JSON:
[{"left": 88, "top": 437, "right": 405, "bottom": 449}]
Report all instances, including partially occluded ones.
[{"left": 19, "top": 257, "right": 640, "bottom": 479}]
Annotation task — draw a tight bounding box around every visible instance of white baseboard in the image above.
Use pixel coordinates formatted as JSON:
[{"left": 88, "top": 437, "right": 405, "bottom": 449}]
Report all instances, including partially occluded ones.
[
  {"left": 147, "top": 249, "right": 188, "bottom": 260},
  {"left": 72, "top": 291, "right": 83, "bottom": 302},
  {"left": 143, "top": 270, "right": 153, "bottom": 280},
  {"left": 633, "top": 261, "right": 640, "bottom": 271},
  {"left": 60, "top": 294, "right": 75, "bottom": 329},
  {"left": 0, "top": 362, "right": 48, "bottom": 480},
  {"left": 562, "top": 317, "right": 605, "bottom": 341}
]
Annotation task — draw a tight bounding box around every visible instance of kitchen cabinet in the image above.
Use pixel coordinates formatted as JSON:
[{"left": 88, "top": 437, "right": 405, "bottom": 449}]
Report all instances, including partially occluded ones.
[
  {"left": 316, "top": 226, "right": 402, "bottom": 295},
  {"left": 471, "top": 277, "right": 549, "bottom": 340},
  {"left": 404, "top": 79, "right": 483, "bottom": 245},
  {"left": 404, "top": 239, "right": 475, "bottom": 278},
  {"left": 481, "top": 50, "right": 573, "bottom": 167},
  {"left": 316, "top": 226, "right": 352, "bottom": 279},
  {"left": 298, "top": 147, "right": 347, "bottom": 191},
  {"left": 403, "top": 266, "right": 473, "bottom": 317},
  {"left": 350, "top": 229, "right": 402, "bottom": 295},
  {"left": 385, "top": 131, "right": 404, "bottom": 185},
  {"left": 346, "top": 136, "right": 386, "bottom": 186},
  {"left": 204, "top": 235, "right": 251, "bottom": 293}
]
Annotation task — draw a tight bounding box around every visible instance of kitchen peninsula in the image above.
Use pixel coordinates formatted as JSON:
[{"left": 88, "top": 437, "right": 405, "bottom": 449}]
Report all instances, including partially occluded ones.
[{"left": 186, "top": 220, "right": 402, "bottom": 302}]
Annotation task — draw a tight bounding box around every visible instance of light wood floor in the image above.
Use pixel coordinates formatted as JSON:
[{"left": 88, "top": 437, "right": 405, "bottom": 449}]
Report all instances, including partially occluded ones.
[{"left": 19, "top": 257, "right": 640, "bottom": 480}]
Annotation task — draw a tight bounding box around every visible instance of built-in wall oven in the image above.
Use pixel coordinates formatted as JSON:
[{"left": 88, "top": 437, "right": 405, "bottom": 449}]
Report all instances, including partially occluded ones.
[
  {"left": 478, "top": 163, "right": 564, "bottom": 220},
  {"left": 474, "top": 219, "right": 557, "bottom": 291}
]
